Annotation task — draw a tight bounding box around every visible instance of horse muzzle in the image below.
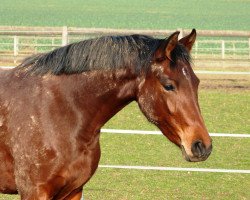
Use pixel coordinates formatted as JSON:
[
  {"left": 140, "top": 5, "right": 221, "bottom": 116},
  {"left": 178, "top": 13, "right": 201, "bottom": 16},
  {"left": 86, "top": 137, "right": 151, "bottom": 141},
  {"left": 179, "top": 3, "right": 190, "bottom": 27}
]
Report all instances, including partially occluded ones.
[{"left": 181, "top": 141, "right": 212, "bottom": 162}]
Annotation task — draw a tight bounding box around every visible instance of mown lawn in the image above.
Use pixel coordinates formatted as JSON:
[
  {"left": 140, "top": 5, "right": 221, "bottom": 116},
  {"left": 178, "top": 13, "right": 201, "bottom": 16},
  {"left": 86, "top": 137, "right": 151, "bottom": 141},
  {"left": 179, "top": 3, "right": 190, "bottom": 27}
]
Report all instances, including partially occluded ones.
[
  {"left": 99, "top": 134, "right": 250, "bottom": 170},
  {"left": 84, "top": 170, "right": 249, "bottom": 200},
  {"left": 0, "top": 0, "right": 250, "bottom": 30},
  {"left": 2, "top": 170, "right": 249, "bottom": 200}
]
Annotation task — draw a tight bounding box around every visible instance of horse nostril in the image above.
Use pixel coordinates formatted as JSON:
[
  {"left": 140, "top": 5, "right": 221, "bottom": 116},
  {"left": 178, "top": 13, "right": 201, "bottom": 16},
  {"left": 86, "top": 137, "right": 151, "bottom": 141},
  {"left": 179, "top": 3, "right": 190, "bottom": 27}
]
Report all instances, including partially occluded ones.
[{"left": 191, "top": 140, "right": 206, "bottom": 157}]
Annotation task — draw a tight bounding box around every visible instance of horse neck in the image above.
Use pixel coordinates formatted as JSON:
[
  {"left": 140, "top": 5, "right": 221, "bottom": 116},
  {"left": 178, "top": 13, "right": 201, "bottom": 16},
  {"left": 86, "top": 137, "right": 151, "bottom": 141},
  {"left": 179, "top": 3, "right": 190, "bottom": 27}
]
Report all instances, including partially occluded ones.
[{"left": 60, "top": 69, "right": 140, "bottom": 131}]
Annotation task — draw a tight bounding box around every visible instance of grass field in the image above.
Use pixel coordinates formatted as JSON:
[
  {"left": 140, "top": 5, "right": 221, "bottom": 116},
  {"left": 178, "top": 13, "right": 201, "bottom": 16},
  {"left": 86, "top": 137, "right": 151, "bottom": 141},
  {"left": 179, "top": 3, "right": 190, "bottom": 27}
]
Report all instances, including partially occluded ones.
[
  {"left": 0, "top": 1, "right": 249, "bottom": 199},
  {"left": 85, "top": 170, "right": 249, "bottom": 200},
  {"left": 0, "top": 0, "right": 250, "bottom": 30}
]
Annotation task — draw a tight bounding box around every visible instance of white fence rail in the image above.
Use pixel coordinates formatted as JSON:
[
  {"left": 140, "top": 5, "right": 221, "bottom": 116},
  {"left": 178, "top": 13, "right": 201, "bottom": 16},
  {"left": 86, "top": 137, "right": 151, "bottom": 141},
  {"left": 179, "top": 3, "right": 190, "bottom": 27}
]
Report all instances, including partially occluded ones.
[
  {"left": 101, "top": 129, "right": 250, "bottom": 138},
  {"left": 0, "top": 26, "right": 250, "bottom": 65},
  {"left": 99, "top": 165, "right": 250, "bottom": 174}
]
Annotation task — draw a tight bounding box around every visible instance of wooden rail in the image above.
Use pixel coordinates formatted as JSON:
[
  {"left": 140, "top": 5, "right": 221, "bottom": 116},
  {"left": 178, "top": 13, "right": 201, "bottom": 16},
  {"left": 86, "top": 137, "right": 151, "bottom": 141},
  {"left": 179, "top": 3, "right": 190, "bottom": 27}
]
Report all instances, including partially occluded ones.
[{"left": 0, "top": 26, "right": 250, "bottom": 37}]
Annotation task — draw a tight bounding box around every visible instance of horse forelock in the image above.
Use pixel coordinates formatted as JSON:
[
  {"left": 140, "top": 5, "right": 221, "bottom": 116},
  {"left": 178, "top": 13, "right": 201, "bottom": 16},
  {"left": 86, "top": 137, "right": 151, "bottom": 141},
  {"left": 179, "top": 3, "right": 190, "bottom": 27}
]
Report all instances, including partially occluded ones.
[{"left": 171, "top": 44, "right": 192, "bottom": 66}]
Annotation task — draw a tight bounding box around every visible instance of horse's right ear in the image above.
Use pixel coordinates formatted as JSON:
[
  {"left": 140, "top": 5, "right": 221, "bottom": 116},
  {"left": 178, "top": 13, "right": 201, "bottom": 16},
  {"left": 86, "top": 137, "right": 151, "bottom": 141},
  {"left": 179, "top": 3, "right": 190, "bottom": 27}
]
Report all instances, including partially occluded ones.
[
  {"left": 179, "top": 29, "right": 196, "bottom": 51},
  {"left": 154, "top": 31, "right": 180, "bottom": 62}
]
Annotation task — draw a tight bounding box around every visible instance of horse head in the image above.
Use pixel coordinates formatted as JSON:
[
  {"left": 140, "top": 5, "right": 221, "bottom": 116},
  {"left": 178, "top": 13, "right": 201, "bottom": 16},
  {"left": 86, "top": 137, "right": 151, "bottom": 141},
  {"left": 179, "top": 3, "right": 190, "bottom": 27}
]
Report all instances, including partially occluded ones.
[{"left": 137, "top": 29, "right": 212, "bottom": 162}]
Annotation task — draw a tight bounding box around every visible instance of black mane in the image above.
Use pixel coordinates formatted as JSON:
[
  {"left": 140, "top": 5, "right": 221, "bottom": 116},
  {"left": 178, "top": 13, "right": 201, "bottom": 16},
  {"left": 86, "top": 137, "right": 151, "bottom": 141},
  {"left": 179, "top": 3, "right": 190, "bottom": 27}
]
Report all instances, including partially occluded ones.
[{"left": 17, "top": 35, "right": 191, "bottom": 75}]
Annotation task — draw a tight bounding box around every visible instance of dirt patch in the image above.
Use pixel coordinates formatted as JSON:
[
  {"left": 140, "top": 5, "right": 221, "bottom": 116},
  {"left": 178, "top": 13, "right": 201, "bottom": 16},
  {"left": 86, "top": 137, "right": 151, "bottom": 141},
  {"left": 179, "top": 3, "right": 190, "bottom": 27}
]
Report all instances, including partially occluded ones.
[{"left": 198, "top": 74, "right": 250, "bottom": 91}]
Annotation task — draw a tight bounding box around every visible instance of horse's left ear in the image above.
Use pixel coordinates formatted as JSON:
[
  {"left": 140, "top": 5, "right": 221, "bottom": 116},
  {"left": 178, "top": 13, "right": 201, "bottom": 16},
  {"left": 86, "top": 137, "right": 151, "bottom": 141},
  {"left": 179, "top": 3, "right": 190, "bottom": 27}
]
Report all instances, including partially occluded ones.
[{"left": 179, "top": 29, "right": 196, "bottom": 52}]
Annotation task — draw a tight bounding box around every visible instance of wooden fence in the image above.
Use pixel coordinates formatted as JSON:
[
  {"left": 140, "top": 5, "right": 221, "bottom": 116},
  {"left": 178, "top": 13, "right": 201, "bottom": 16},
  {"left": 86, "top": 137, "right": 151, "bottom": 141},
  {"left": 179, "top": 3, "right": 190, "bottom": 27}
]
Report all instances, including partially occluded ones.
[{"left": 0, "top": 26, "right": 250, "bottom": 67}]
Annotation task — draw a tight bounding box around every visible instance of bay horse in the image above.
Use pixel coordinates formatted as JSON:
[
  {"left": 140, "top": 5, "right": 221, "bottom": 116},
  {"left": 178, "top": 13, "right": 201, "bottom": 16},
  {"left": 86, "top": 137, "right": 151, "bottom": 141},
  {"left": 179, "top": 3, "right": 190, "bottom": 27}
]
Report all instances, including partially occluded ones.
[{"left": 0, "top": 29, "right": 212, "bottom": 199}]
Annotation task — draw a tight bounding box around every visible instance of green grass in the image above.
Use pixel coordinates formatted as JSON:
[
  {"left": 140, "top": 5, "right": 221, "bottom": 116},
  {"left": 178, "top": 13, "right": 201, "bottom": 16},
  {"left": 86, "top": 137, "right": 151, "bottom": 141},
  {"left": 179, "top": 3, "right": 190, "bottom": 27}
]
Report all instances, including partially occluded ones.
[
  {"left": 104, "top": 90, "right": 250, "bottom": 133},
  {"left": 99, "top": 134, "right": 250, "bottom": 170},
  {"left": 88, "top": 137, "right": 247, "bottom": 198},
  {"left": 2, "top": 171, "right": 249, "bottom": 200},
  {"left": 0, "top": 0, "right": 250, "bottom": 30},
  {"left": 200, "top": 90, "right": 250, "bottom": 134},
  {"left": 84, "top": 170, "right": 250, "bottom": 200}
]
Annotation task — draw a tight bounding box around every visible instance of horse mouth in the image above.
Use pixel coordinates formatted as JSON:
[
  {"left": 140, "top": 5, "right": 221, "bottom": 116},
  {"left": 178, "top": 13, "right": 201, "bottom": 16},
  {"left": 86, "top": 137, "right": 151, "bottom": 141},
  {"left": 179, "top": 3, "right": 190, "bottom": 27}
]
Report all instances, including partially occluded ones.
[{"left": 181, "top": 145, "right": 211, "bottom": 162}]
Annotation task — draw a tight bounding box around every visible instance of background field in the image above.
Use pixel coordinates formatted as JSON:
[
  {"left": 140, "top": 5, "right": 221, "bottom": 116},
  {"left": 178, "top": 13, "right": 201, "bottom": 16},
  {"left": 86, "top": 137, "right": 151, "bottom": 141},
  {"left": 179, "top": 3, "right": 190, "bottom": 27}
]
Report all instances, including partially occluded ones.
[
  {"left": 0, "top": 0, "right": 250, "bottom": 30},
  {"left": 0, "top": 0, "right": 249, "bottom": 200}
]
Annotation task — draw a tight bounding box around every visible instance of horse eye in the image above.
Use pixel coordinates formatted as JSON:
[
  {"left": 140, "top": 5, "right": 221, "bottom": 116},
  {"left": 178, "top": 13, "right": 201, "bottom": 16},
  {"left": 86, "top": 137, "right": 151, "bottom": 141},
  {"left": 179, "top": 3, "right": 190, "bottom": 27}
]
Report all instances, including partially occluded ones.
[{"left": 164, "top": 84, "right": 175, "bottom": 91}]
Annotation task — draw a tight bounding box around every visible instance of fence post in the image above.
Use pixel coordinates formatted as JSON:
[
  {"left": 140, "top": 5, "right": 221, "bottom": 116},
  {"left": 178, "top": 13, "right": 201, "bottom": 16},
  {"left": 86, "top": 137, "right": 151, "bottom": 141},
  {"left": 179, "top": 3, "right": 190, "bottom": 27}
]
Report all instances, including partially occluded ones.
[
  {"left": 14, "top": 36, "right": 19, "bottom": 64},
  {"left": 62, "top": 26, "right": 68, "bottom": 46},
  {"left": 221, "top": 40, "right": 225, "bottom": 59}
]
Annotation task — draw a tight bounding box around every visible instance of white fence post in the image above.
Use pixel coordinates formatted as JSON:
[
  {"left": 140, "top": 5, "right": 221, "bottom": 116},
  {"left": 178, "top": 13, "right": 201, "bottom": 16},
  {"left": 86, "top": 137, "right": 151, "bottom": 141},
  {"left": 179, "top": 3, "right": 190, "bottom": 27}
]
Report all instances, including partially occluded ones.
[
  {"left": 14, "top": 36, "right": 19, "bottom": 63},
  {"left": 221, "top": 40, "right": 225, "bottom": 59},
  {"left": 62, "top": 26, "right": 68, "bottom": 46}
]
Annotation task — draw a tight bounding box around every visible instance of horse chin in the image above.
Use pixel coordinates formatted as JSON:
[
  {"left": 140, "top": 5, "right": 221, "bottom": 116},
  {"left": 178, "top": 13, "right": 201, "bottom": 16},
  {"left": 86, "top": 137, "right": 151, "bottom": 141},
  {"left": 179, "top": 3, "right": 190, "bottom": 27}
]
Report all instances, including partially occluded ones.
[{"left": 181, "top": 145, "right": 209, "bottom": 162}]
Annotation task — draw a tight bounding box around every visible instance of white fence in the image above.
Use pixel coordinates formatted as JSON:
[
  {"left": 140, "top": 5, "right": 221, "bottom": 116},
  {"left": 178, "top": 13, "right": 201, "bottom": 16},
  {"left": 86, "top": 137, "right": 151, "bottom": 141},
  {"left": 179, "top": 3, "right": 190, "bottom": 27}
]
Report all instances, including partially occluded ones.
[
  {"left": 99, "top": 129, "right": 250, "bottom": 174},
  {"left": 0, "top": 26, "right": 250, "bottom": 66},
  {"left": 100, "top": 129, "right": 250, "bottom": 137}
]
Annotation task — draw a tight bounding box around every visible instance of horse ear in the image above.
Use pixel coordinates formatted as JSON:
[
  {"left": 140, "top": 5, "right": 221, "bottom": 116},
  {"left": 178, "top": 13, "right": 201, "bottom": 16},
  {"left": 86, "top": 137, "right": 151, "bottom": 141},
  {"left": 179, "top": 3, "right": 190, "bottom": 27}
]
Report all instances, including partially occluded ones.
[
  {"left": 155, "top": 31, "right": 180, "bottom": 62},
  {"left": 179, "top": 29, "right": 196, "bottom": 51}
]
